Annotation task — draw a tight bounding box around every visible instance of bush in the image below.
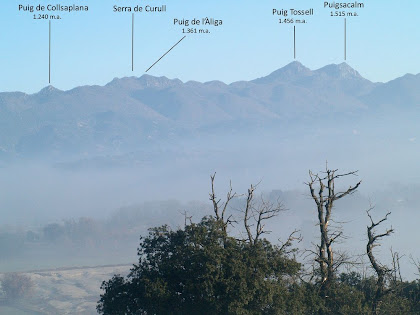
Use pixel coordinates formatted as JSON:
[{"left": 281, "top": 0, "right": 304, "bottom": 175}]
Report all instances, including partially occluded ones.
[{"left": 1, "top": 273, "right": 33, "bottom": 300}]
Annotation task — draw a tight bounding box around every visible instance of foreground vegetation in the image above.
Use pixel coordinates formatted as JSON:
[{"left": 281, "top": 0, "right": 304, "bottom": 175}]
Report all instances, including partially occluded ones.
[{"left": 98, "top": 170, "right": 420, "bottom": 314}]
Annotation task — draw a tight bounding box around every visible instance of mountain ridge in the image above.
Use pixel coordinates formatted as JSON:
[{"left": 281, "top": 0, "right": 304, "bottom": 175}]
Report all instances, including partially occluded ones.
[
  {"left": 4, "top": 61, "right": 416, "bottom": 96},
  {"left": 0, "top": 61, "right": 419, "bottom": 160}
]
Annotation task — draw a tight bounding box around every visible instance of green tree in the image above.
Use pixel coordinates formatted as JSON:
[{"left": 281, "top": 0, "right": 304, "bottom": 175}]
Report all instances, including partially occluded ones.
[{"left": 97, "top": 217, "right": 301, "bottom": 315}]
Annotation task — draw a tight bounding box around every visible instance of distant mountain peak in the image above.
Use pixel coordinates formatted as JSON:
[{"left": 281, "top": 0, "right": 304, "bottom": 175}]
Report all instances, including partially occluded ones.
[
  {"left": 283, "top": 61, "right": 309, "bottom": 71},
  {"left": 38, "top": 85, "right": 61, "bottom": 95},
  {"left": 252, "top": 60, "right": 312, "bottom": 84},
  {"left": 315, "top": 63, "right": 364, "bottom": 80},
  {"left": 137, "top": 75, "right": 183, "bottom": 88},
  {"left": 272, "top": 61, "right": 312, "bottom": 75}
]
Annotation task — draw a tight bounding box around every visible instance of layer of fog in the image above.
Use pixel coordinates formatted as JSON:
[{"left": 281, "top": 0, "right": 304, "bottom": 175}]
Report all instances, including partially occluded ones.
[{"left": 1, "top": 113, "right": 420, "bottom": 279}]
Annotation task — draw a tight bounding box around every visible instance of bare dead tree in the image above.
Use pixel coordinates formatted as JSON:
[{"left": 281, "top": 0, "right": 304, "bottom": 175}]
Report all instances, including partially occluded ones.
[
  {"left": 243, "top": 184, "right": 256, "bottom": 245},
  {"left": 303, "top": 245, "right": 356, "bottom": 284},
  {"left": 390, "top": 248, "right": 403, "bottom": 285},
  {"left": 209, "top": 173, "right": 238, "bottom": 233},
  {"left": 366, "top": 207, "right": 394, "bottom": 315},
  {"left": 307, "top": 166, "right": 361, "bottom": 295},
  {"left": 210, "top": 175, "right": 297, "bottom": 252},
  {"left": 409, "top": 255, "right": 420, "bottom": 277},
  {"left": 242, "top": 184, "right": 285, "bottom": 246},
  {"left": 179, "top": 210, "right": 193, "bottom": 228}
]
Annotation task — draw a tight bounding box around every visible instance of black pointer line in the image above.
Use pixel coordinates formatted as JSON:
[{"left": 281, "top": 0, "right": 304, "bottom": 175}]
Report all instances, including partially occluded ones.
[
  {"left": 132, "top": 13, "right": 134, "bottom": 71},
  {"left": 49, "top": 20, "right": 51, "bottom": 84},
  {"left": 146, "top": 36, "right": 186, "bottom": 72},
  {"left": 294, "top": 26, "right": 296, "bottom": 59}
]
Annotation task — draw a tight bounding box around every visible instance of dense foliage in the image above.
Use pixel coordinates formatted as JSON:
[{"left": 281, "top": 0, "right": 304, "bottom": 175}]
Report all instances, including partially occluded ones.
[
  {"left": 97, "top": 217, "right": 302, "bottom": 314},
  {"left": 97, "top": 168, "right": 420, "bottom": 315},
  {"left": 98, "top": 215, "right": 420, "bottom": 315}
]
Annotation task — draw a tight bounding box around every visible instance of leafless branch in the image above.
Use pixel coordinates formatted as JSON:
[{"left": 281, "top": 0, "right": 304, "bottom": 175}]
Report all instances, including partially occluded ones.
[
  {"left": 409, "top": 255, "right": 420, "bottom": 276},
  {"left": 209, "top": 173, "right": 238, "bottom": 232},
  {"left": 279, "top": 229, "right": 302, "bottom": 255},
  {"left": 242, "top": 184, "right": 285, "bottom": 245}
]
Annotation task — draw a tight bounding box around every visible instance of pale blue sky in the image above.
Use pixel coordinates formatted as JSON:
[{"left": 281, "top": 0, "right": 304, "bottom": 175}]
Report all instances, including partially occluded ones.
[{"left": 1, "top": 0, "right": 419, "bottom": 93}]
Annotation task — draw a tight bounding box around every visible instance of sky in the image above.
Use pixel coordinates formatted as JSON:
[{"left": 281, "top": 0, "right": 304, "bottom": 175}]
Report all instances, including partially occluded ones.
[{"left": 1, "top": 0, "right": 419, "bottom": 93}]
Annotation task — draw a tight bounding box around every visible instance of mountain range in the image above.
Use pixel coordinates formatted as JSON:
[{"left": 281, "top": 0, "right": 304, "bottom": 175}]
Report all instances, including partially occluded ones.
[{"left": 0, "top": 61, "right": 419, "bottom": 161}]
